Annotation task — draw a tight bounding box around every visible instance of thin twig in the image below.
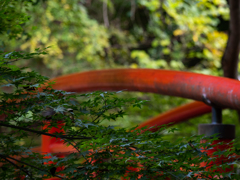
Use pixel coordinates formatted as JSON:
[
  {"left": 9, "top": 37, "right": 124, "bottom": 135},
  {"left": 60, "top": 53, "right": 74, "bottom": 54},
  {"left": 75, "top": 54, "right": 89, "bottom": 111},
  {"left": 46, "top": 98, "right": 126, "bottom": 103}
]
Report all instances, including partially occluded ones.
[
  {"left": 0, "top": 122, "right": 92, "bottom": 140},
  {"left": 130, "top": 0, "right": 136, "bottom": 21},
  {"left": 0, "top": 155, "right": 34, "bottom": 180},
  {"left": 103, "top": 0, "right": 109, "bottom": 27},
  {"left": 0, "top": 154, "right": 64, "bottom": 179}
]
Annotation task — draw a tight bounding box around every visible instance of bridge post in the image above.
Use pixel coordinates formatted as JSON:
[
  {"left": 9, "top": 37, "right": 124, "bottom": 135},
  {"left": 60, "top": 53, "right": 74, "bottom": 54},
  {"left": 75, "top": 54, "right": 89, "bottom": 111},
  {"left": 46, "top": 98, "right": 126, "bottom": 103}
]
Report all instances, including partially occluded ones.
[{"left": 198, "top": 107, "right": 235, "bottom": 177}]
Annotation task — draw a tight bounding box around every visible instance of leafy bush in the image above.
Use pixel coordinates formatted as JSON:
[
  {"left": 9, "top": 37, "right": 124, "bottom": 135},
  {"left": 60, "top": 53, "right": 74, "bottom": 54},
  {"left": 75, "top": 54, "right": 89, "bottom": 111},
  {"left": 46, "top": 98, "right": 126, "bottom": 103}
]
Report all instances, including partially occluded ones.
[{"left": 0, "top": 51, "right": 240, "bottom": 179}]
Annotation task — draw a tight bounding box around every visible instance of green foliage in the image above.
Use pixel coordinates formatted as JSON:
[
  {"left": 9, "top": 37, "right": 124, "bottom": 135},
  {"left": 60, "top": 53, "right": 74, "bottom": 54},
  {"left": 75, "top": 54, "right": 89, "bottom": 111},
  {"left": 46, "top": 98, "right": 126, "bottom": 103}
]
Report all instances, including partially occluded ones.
[
  {"left": 84, "top": 0, "right": 229, "bottom": 73},
  {"left": 0, "top": 0, "right": 29, "bottom": 39},
  {"left": 0, "top": 51, "right": 240, "bottom": 179},
  {"left": 7, "top": 0, "right": 110, "bottom": 74},
  {"left": 3, "top": 0, "right": 229, "bottom": 74}
]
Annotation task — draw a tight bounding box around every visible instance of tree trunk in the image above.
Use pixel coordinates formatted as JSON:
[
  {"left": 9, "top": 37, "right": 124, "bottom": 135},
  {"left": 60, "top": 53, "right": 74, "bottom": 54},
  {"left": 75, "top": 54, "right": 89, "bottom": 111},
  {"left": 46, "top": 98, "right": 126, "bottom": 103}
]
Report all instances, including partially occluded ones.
[
  {"left": 221, "top": 0, "right": 240, "bottom": 79},
  {"left": 221, "top": 0, "right": 240, "bottom": 122}
]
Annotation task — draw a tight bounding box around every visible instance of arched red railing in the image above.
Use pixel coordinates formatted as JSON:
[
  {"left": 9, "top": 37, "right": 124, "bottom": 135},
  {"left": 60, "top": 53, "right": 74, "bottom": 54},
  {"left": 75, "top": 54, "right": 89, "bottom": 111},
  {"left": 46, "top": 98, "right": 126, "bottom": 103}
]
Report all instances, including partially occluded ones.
[
  {"left": 49, "top": 68, "right": 240, "bottom": 130},
  {"left": 50, "top": 69, "right": 240, "bottom": 110},
  {"left": 136, "top": 101, "right": 211, "bottom": 130}
]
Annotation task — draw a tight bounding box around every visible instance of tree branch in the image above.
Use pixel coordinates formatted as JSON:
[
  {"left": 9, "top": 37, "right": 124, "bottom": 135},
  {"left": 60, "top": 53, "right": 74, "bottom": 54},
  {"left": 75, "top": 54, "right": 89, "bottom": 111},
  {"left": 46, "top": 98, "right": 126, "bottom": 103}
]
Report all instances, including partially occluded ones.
[
  {"left": 0, "top": 122, "right": 92, "bottom": 140},
  {"left": 0, "top": 154, "right": 63, "bottom": 179},
  {"left": 0, "top": 154, "right": 34, "bottom": 180}
]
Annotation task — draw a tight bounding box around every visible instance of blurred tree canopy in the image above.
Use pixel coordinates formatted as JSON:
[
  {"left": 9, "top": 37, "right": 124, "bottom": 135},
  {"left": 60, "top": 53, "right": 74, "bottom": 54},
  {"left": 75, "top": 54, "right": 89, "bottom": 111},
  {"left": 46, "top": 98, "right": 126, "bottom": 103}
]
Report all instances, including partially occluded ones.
[
  {"left": 1, "top": 0, "right": 229, "bottom": 75},
  {"left": 2, "top": 0, "right": 239, "bottom": 140}
]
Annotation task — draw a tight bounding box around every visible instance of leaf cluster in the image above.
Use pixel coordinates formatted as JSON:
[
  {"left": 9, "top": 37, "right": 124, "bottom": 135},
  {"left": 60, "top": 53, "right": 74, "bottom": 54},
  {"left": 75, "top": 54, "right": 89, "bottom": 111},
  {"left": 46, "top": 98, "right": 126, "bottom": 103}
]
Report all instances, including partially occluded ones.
[{"left": 0, "top": 53, "right": 240, "bottom": 179}]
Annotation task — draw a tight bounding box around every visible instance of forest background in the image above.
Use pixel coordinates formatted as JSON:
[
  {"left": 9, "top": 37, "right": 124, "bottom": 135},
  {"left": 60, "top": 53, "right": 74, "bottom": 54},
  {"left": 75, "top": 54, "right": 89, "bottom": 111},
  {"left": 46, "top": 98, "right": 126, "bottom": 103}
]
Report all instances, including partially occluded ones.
[{"left": 1, "top": 0, "right": 239, "bottom": 143}]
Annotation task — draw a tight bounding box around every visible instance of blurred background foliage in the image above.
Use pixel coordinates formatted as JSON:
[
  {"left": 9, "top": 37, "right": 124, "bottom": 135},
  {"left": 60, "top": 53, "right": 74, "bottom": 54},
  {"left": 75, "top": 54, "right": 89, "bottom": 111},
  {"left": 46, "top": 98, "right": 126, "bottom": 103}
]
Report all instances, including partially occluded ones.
[{"left": 2, "top": 0, "right": 239, "bottom": 141}]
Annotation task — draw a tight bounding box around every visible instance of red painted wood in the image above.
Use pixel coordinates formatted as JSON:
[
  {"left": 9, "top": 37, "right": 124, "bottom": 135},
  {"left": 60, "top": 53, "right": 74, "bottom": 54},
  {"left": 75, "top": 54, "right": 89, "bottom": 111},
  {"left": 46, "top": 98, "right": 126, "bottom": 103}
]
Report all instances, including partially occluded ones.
[
  {"left": 137, "top": 101, "right": 211, "bottom": 130},
  {"left": 50, "top": 69, "right": 240, "bottom": 110}
]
